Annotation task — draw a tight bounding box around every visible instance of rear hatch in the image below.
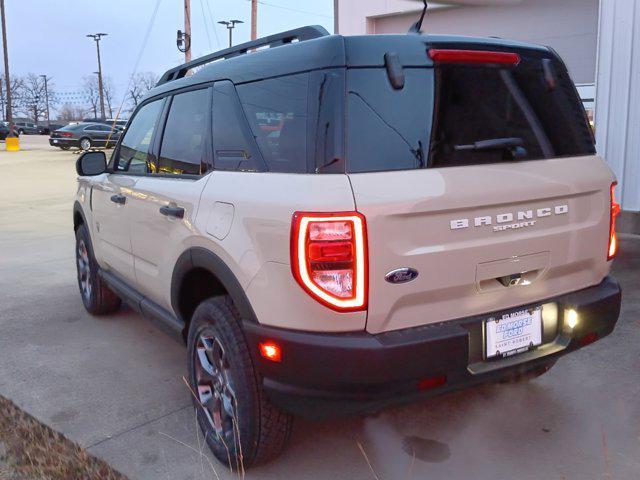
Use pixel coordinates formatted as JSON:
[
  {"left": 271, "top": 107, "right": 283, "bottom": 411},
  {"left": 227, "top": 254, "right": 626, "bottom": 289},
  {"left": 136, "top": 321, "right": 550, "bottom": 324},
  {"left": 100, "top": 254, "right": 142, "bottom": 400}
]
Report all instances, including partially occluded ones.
[{"left": 345, "top": 40, "right": 615, "bottom": 334}]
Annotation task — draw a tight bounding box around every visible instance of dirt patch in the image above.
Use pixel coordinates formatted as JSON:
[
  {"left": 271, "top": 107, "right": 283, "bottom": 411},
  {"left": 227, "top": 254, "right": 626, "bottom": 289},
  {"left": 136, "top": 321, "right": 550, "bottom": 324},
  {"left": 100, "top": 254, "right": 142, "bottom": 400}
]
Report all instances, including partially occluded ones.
[{"left": 0, "top": 396, "right": 127, "bottom": 480}]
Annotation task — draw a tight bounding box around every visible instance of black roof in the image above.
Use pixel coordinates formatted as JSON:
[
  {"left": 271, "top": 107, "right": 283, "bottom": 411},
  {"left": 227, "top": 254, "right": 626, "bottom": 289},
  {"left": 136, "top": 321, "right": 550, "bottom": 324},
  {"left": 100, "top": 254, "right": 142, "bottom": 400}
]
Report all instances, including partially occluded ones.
[{"left": 146, "top": 26, "right": 550, "bottom": 102}]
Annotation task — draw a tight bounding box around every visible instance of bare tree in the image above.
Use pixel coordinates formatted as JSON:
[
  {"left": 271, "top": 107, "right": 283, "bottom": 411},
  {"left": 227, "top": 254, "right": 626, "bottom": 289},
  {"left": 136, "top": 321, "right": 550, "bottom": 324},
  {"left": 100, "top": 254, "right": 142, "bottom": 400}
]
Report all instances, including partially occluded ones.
[
  {"left": 58, "top": 103, "right": 86, "bottom": 122},
  {"left": 17, "top": 73, "right": 51, "bottom": 122},
  {"left": 102, "top": 76, "right": 116, "bottom": 118},
  {"left": 0, "top": 74, "right": 23, "bottom": 121},
  {"left": 127, "top": 72, "right": 159, "bottom": 110},
  {"left": 83, "top": 76, "right": 100, "bottom": 119}
]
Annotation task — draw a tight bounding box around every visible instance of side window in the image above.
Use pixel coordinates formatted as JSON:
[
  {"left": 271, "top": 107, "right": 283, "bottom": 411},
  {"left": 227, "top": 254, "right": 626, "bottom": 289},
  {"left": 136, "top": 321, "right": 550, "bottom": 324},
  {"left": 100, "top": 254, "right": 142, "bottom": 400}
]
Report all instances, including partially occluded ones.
[
  {"left": 158, "top": 88, "right": 210, "bottom": 176},
  {"left": 236, "top": 73, "right": 310, "bottom": 173},
  {"left": 116, "top": 100, "right": 163, "bottom": 174},
  {"left": 211, "top": 80, "right": 264, "bottom": 172}
]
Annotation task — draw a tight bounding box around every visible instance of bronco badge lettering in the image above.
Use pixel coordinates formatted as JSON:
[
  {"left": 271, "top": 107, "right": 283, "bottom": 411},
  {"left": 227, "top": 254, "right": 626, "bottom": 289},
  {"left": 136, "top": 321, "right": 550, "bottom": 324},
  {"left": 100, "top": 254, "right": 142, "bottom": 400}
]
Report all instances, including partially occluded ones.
[{"left": 450, "top": 205, "right": 568, "bottom": 231}]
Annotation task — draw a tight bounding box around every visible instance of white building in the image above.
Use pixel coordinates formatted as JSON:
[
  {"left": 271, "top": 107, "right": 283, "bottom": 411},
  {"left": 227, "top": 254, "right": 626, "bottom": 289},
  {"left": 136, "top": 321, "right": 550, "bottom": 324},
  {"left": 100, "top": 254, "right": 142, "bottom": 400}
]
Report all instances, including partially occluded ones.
[{"left": 336, "top": 0, "right": 639, "bottom": 233}]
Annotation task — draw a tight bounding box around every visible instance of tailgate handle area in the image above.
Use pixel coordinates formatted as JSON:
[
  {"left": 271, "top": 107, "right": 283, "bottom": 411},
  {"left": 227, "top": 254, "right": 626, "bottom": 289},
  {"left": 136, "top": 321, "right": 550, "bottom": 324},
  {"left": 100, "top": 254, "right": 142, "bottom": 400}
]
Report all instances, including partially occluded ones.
[{"left": 476, "top": 252, "right": 549, "bottom": 293}]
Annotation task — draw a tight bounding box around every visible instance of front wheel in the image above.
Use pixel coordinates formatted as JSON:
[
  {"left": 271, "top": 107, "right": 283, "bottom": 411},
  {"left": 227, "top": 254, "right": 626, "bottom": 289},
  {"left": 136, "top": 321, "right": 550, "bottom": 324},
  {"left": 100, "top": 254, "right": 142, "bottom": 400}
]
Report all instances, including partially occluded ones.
[
  {"left": 187, "top": 297, "right": 293, "bottom": 469},
  {"left": 75, "top": 224, "right": 121, "bottom": 315}
]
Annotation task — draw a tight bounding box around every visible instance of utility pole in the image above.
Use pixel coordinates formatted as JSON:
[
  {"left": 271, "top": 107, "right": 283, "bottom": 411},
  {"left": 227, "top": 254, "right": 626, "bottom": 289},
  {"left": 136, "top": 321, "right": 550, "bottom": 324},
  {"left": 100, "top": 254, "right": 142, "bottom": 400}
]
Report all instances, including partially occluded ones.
[
  {"left": 218, "top": 20, "right": 243, "bottom": 48},
  {"left": 32, "top": 95, "right": 39, "bottom": 123},
  {"left": 1, "top": 0, "right": 14, "bottom": 135},
  {"left": 86, "top": 33, "right": 107, "bottom": 120},
  {"left": 39, "top": 74, "right": 50, "bottom": 129},
  {"left": 251, "top": 0, "right": 258, "bottom": 40},
  {"left": 184, "top": 0, "right": 191, "bottom": 63}
]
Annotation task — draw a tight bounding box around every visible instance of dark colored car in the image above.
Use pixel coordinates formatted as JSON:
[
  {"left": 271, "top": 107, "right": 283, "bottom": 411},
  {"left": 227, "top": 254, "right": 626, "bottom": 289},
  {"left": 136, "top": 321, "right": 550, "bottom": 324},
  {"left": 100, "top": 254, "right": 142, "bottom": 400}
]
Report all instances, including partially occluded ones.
[
  {"left": 14, "top": 122, "right": 39, "bottom": 135},
  {"left": 0, "top": 123, "right": 9, "bottom": 140},
  {"left": 49, "top": 123, "right": 121, "bottom": 150}
]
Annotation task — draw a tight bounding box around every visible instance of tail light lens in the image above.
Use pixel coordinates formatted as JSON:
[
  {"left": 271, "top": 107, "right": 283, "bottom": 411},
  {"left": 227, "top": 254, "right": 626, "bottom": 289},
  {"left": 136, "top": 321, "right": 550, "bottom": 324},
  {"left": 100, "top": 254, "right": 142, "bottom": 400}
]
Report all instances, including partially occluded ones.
[
  {"left": 60, "top": 132, "right": 73, "bottom": 138},
  {"left": 608, "top": 182, "right": 621, "bottom": 261},
  {"left": 291, "top": 212, "right": 368, "bottom": 312}
]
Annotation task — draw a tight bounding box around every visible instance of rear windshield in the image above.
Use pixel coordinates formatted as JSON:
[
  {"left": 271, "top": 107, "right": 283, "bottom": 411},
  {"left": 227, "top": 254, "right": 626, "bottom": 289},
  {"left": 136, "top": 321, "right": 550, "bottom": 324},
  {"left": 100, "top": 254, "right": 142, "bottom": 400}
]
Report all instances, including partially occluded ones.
[{"left": 347, "top": 49, "right": 595, "bottom": 173}]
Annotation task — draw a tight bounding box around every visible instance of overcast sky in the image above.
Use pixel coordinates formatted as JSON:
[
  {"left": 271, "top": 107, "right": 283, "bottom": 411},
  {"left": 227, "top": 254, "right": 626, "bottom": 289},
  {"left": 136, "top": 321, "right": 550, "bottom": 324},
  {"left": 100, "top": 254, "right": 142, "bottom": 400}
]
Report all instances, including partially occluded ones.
[{"left": 4, "top": 0, "right": 333, "bottom": 104}]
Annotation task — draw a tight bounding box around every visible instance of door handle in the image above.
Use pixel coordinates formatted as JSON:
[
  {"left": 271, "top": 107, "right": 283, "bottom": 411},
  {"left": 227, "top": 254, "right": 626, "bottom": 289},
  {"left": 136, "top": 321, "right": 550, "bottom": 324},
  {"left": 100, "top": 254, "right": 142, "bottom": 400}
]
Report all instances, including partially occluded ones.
[
  {"left": 159, "top": 205, "right": 185, "bottom": 219},
  {"left": 110, "top": 194, "right": 126, "bottom": 205}
]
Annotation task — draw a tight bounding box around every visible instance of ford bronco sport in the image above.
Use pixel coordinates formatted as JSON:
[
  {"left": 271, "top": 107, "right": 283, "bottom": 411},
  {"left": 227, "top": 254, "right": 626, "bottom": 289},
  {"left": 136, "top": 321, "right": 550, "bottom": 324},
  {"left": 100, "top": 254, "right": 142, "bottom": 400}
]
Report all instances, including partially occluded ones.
[{"left": 72, "top": 26, "right": 622, "bottom": 467}]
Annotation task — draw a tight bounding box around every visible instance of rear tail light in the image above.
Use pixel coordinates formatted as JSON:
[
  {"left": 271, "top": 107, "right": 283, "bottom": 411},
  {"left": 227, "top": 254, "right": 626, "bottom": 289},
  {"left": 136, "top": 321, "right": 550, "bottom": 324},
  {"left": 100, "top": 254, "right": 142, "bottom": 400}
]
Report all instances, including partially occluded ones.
[
  {"left": 291, "top": 212, "right": 368, "bottom": 312},
  {"left": 60, "top": 132, "right": 73, "bottom": 138},
  {"left": 608, "top": 182, "right": 621, "bottom": 260},
  {"left": 428, "top": 48, "right": 521, "bottom": 66}
]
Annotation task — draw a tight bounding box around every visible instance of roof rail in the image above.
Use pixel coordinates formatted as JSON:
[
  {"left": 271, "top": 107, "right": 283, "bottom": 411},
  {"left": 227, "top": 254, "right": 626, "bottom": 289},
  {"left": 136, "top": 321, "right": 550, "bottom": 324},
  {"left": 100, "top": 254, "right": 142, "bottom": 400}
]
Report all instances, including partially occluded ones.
[{"left": 157, "top": 25, "right": 330, "bottom": 86}]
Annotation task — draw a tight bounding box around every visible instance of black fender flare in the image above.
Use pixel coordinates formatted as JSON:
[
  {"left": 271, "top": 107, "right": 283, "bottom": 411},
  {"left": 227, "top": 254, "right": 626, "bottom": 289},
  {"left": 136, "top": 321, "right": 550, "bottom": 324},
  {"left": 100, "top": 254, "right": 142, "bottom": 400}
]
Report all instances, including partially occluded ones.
[{"left": 171, "top": 247, "right": 258, "bottom": 324}]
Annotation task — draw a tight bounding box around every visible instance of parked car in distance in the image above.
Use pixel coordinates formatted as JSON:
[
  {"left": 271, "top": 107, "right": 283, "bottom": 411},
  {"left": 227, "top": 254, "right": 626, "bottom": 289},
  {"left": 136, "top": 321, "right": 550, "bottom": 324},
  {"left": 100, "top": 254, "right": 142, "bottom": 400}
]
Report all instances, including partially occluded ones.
[
  {"left": 73, "top": 26, "right": 622, "bottom": 468},
  {"left": 49, "top": 123, "right": 121, "bottom": 150},
  {"left": 14, "top": 121, "right": 39, "bottom": 135},
  {"left": 1, "top": 122, "right": 20, "bottom": 138},
  {"left": 106, "top": 119, "right": 128, "bottom": 130},
  {"left": 0, "top": 123, "right": 10, "bottom": 140}
]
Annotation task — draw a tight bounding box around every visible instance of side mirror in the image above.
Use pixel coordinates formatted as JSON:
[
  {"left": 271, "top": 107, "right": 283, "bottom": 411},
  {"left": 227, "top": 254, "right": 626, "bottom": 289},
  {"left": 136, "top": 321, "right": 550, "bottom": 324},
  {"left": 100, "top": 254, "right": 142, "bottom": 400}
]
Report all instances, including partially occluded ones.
[{"left": 76, "top": 151, "right": 107, "bottom": 176}]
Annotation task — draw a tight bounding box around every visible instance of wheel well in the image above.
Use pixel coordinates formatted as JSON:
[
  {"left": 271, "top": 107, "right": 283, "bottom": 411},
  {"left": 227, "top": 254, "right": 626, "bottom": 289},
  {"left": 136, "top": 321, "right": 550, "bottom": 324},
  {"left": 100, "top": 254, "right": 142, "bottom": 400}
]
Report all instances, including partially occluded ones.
[
  {"left": 74, "top": 209, "right": 84, "bottom": 231},
  {"left": 177, "top": 267, "right": 228, "bottom": 340}
]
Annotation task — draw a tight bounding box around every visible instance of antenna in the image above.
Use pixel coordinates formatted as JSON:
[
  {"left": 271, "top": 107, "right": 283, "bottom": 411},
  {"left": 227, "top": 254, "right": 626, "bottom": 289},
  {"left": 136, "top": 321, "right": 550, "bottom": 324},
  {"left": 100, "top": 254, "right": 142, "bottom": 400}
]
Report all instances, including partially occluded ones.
[{"left": 409, "top": 0, "right": 428, "bottom": 34}]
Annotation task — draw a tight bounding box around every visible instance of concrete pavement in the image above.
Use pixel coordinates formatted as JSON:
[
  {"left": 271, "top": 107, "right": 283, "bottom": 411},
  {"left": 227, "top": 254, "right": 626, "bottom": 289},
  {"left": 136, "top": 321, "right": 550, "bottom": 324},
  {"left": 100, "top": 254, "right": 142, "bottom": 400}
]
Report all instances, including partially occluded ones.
[{"left": 1, "top": 135, "right": 639, "bottom": 480}]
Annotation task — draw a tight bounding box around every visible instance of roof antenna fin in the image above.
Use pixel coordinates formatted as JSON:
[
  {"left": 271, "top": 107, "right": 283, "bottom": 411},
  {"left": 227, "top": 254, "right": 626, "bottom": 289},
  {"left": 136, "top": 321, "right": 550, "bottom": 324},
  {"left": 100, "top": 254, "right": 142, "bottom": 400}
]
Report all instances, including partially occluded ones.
[{"left": 409, "top": 0, "right": 428, "bottom": 34}]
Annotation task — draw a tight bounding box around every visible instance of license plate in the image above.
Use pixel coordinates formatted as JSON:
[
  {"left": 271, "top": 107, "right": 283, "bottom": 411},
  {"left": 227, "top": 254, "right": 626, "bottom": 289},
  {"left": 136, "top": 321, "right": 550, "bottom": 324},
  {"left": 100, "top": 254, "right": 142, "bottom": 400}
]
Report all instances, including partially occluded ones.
[
  {"left": 53, "top": 139, "right": 58, "bottom": 143},
  {"left": 485, "top": 307, "right": 542, "bottom": 359}
]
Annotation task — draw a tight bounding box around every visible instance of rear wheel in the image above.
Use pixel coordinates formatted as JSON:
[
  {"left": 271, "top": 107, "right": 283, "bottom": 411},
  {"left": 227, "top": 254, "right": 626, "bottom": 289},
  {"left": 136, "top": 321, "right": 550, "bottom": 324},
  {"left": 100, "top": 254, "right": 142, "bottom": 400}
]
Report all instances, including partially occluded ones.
[
  {"left": 75, "top": 224, "right": 121, "bottom": 315},
  {"left": 187, "top": 297, "right": 293, "bottom": 469},
  {"left": 79, "top": 137, "right": 91, "bottom": 151}
]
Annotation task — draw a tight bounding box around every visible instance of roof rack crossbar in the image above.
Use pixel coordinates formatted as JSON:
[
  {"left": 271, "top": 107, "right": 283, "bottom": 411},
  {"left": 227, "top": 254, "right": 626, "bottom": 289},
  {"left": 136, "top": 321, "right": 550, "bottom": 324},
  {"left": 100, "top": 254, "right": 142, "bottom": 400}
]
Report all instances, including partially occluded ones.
[{"left": 157, "top": 25, "right": 330, "bottom": 86}]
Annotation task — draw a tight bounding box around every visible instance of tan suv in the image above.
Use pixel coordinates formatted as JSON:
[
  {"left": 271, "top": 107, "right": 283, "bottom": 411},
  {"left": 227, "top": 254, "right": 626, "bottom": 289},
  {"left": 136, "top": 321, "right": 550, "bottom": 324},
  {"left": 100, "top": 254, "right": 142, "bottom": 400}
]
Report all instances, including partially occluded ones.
[{"left": 72, "top": 26, "right": 622, "bottom": 467}]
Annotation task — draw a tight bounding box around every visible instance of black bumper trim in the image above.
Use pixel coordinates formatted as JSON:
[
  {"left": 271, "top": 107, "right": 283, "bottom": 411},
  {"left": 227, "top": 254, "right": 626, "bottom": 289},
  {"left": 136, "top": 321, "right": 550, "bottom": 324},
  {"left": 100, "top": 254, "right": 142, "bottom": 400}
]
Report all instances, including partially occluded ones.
[{"left": 244, "top": 276, "right": 621, "bottom": 417}]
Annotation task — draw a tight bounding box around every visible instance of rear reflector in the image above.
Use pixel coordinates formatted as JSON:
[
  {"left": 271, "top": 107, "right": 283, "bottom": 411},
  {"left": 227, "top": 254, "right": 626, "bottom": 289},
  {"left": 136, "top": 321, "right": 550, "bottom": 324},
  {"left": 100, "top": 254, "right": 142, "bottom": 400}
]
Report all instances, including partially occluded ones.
[
  {"left": 579, "top": 332, "right": 598, "bottom": 347},
  {"left": 418, "top": 375, "right": 447, "bottom": 391},
  {"left": 428, "top": 49, "right": 521, "bottom": 66},
  {"left": 608, "top": 182, "right": 621, "bottom": 261},
  {"left": 291, "top": 212, "right": 368, "bottom": 312}
]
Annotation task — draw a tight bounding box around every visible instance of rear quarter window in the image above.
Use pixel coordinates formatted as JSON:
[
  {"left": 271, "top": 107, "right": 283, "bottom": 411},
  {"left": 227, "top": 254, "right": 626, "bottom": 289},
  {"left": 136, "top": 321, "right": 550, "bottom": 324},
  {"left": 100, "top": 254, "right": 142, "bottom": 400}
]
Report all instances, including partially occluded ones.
[{"left": 237, "top": 73, "right": 310, "bottom": 173}]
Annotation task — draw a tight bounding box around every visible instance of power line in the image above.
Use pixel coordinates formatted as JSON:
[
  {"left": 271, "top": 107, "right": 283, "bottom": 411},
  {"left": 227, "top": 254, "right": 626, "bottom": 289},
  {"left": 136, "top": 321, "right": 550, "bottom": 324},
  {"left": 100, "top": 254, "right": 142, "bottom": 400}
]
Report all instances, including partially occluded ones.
[
  {"left": 204, "top": 0, "right": 222, "bottom": 48},
  {"left": 198, "top": 0, "right": 213, "bottom": 51},
  {"left": 254, "top": 0, "right": 332, "bottom": 19}
]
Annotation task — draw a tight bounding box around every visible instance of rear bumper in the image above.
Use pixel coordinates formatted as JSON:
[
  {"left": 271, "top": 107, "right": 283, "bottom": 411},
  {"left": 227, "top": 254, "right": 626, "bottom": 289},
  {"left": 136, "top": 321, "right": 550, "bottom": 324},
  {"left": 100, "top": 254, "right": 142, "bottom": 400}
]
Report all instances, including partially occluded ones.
[
  {"left": 49, "top": 138, "right": 78, "bottom": 148},
  {"left": 244, "top": 276, "right": 621, "bottom": 417}
]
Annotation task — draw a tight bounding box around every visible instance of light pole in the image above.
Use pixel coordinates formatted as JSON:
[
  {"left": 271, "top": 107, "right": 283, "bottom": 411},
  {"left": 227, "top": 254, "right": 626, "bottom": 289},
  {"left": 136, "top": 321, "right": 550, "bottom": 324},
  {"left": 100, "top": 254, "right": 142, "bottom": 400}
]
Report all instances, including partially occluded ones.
[
  {"left": 39, "top": 74, "right": 50, "bottom": 129},
  {"left": 218, "top": 20, "right": 243, "bottom": 48},
  {"left": 86, "top": 33, "right": 107, "bottom": 120},
  {"left": 1, "top": 0, "right": 14, "bottom": 137}
]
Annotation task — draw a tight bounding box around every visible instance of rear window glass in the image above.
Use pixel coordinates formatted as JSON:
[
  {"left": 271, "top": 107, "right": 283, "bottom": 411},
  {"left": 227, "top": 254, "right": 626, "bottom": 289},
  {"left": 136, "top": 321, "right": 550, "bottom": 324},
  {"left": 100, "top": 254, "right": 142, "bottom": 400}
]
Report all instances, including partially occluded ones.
[
  {"left": 346, "top": 51, "right": 595, "bottom": 172},
  {"left": 429, "top": 59, "right": 594, "bottom": 167},
  {"left": 236, "top": 73, "right": 310, "bottom": 173},
  {"left": 347, "top": 68, "right": 433, "bottom": 173}
]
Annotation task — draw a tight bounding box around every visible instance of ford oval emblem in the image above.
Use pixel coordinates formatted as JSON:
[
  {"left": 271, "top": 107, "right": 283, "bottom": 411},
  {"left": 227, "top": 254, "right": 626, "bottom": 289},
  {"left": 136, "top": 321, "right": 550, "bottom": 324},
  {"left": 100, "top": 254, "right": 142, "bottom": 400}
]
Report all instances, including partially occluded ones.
[{"left": 385, "top": 268, "right": 419, "bottom": 284}]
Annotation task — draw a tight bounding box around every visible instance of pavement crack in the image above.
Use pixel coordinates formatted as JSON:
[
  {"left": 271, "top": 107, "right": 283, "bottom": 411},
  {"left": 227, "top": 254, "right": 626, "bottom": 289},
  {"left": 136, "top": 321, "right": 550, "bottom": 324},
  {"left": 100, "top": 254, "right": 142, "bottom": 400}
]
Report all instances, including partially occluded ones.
[{"left": 86, "top": 404, "right": 192, "bottom": 450}]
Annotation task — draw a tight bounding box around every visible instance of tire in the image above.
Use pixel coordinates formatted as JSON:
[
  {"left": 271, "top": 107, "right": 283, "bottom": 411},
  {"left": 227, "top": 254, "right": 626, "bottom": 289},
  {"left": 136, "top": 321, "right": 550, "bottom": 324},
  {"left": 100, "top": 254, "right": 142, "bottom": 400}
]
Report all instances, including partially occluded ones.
[
  {"left": 75, "top": 224, "right": 121, "bottom": 315},
  {"left": 79, "top": 137, "right": 91, "bottom": 151},
  {"left": 60, "top": 146, "right": 70, "bottom": 151},
  {"left": 187, "top": 297, "right": 293, "bottom": 469}
]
